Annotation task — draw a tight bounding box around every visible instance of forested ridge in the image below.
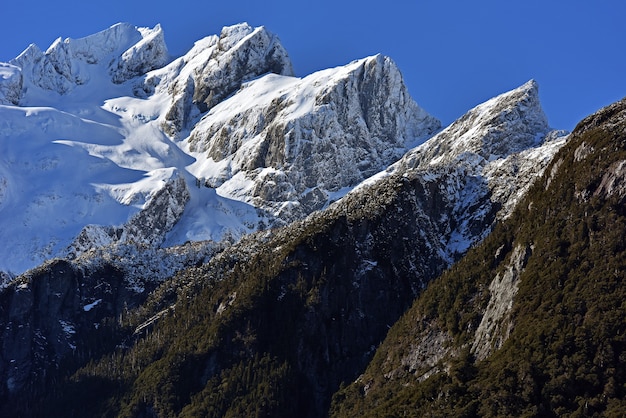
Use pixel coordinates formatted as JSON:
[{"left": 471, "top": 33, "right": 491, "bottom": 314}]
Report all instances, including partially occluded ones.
[{"left": 331, "top": 97, "right": 626, "bottom": 417}]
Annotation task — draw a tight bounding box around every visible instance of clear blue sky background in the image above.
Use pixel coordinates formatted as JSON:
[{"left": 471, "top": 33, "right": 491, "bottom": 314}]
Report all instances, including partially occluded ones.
[{"left": 1, "top": 0, "right": 625, "bottom": 131}]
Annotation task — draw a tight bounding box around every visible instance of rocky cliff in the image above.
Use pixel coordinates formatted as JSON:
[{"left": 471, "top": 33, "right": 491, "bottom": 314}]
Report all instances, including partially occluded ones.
[
  {"left": 148, "top": 23, "right": 295, "bottom": 136},
  {"left": 185, "top": 53, "right": 440, "bottom": 220}
]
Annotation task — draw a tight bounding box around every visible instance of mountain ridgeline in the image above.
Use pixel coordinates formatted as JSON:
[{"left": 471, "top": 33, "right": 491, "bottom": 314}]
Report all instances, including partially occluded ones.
[
  {"left": 0, "top": 22, "right": 624, "bottom": 417},
  {"left": 0, "top": 22, "right": 439, "bottom": 275}
]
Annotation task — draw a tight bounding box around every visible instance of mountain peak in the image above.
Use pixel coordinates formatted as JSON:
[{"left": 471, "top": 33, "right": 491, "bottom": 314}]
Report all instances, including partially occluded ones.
[
  {"left": 157, "top": 22, "right": 294, "bottom": 135},
  {"left": 8, "top": 23, "right": 169, "bottom": 99},
  {"left": 517, "top": 78, "right": 538, "bottom": 92},
  {"left": 184, "top": 51, "right": 439, "bottom": 221},
  {"left": 216, "top": 22, "right": 258, "bottom": 50},
  {"left": 397, "top": 79, "right": 551, "bottom": 171}
]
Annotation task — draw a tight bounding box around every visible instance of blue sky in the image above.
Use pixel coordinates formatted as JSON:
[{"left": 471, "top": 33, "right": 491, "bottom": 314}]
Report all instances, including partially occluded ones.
[{"left": 1, "top": 0, "right": 625, "bottom": 130}]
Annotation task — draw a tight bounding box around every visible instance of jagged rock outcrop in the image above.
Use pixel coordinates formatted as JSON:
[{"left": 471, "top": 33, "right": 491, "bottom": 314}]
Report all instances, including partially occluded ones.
[
  {"left": 593, "top": 159, "right": 626, "bottom": 201},
  {"left": 471, "top": 243, "right": 531, "bottom": 360},
  {"left": 151, "top": 23, "right": 295, "bottom": 136},
  {"left": 110, "top": 24, "right": 169, "bottom": 84},
  {"left": 484, "top": 129, "right": 568, "bottom": 219},
  {"left": 185, "top": 54, "right": 440, "bottom": 220},
  {"left": 68, "top": 175, "right": 190, "bottom": 256},
  {"left": 0, "top": 63, "right": 22, "bottom": 105}
]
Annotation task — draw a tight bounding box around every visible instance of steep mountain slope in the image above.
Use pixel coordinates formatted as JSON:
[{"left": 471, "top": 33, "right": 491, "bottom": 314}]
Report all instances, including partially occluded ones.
[
  {"left": 0, "top": 22, "right": 438, "bottom": 275},
  {"left": 330, "top": 96, "right": 626, "bottom": 417},
  {"left": 367, "top": 80, "right": 567, "bottom": 260},
  {"left": 183, "top": 54, "right": 440, "bottom": 221},
  {"left": 0, "top": 78, "right": 567, "bottom": 417}
]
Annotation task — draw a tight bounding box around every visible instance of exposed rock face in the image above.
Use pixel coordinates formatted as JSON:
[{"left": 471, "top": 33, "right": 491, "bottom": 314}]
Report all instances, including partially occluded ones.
[
  {"left": 154, "top": 23, "right": 295, "bottom": 136},
  {"left": 0, "top": 260, "right": 131, "bottom": 399},
  {"left": 471, "top": 243, "right": 531, "bottom": 360},
  {"left": 484, "top": 129, "right": 568, "bottom": 219},
  {"left": 67, "top": 175, "right": 190, "bottom": 259},
  {"left": 0, "top": 241, "right": 223, "bottom": 402},
  {"left": 192, "top": 24, "right": 294, "bottom": 112},
  {"left": 593, "top": 160, "right": 626, "bottom": 201},
  {"left": 0, "top": 63, "right": 22, "bottom": 105},
  {"left": 110, "top": 24, "right": 169, "bottom": 84},
  {"left": 121, "top": 175, "right": 189, "bottom": 245},
  {"left": 186, "top": 54, "right": 440, "bottom": 220}
]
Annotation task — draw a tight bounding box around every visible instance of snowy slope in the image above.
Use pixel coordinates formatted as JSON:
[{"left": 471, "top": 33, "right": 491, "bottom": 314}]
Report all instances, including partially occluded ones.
[
  {"left": 400, "top": 80, "right": 568, "bottom": 222},
  {"left": 0, "top": 23, "right": 439, "bottom": 275},
  {"left": 352, "top": 80, "right": 568, "bottom": 260}
]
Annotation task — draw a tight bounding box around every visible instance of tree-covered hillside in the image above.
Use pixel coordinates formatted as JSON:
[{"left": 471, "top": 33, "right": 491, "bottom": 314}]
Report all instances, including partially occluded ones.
[
  {"left": 1, "top": 167, "right": 452, "bottom": 417},
  {"left": 331, "top": 97, "right": 626, "bottom": 417}
]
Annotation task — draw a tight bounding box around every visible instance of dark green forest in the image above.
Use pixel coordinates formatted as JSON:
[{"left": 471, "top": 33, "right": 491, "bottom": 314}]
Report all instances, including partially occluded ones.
[
  {"left": 3, "top": 98, "right": 626, "bottom": 417},
  {"left": 331, "top": 98, "right": 626, "bottom": 417}
]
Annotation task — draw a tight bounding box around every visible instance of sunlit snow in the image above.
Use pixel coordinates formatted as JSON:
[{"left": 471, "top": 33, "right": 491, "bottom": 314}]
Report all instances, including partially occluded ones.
[
  {"left": 0, "top": 23, "right": 441, "bottom": 275},
  {"left": 0, "top": 23, "right": 231, "bottom": 274}
]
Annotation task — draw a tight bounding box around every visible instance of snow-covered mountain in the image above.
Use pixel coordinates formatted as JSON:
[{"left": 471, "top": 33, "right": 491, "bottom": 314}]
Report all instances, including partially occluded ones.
[
  {"left": 184, "top": 53, "right": 439, "bottom": 221},
  {"left": 0, "top": 22, "right": 580, "bottom": 412},
  {"left": 0, "top": 22, "right": 568, "bottom": 281},
  {"left": 0, "top": 22, "right": 438, "bottom": 275}
]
